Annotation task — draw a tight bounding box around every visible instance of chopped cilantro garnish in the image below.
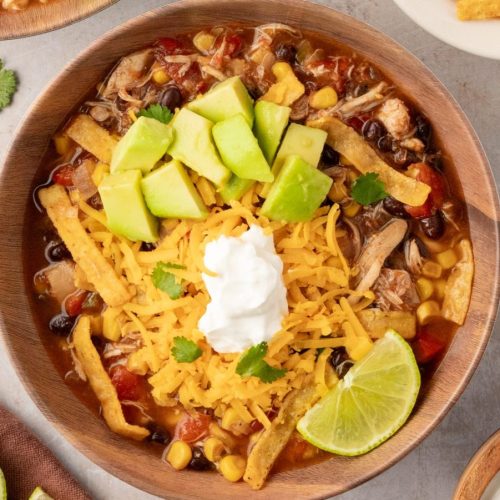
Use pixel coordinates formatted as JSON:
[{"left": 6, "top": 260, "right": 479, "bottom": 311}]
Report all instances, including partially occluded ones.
[
  {"left": 137, "top": 103, "right": 173, "bottom": 124},
  {"left": 171, "top": 336, "right": 202, "bottom": 363},
  {"left": 351, "top": 172, "right": 388, "bottom": 205},
  {"left": 236, "top": 342, "right": 286, "bottom": 383},
  {"left": 0, "top": 59, "right": 17, "bottom": 111},
  {"left": 151, "top": 262, "right": 186, "bottom": 299}
]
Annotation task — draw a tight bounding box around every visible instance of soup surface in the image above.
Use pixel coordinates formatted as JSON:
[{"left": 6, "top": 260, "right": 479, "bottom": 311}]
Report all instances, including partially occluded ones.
[{"left": 26, "top": 24, "right": 473, "bottom": 488}]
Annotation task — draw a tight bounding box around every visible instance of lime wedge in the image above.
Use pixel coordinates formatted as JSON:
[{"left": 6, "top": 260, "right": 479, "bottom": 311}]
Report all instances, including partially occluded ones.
[
  {"left": 28, "top": 486, "right": 54, "bottom": 500},
  {"left": 0, "top": 467, "right": 6, "bottom": 500},
  {"left": 297, "top": 330, "right": 421, "bottom": 456}
]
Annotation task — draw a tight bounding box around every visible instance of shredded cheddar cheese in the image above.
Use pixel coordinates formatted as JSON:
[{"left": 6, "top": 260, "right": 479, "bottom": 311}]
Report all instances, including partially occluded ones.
[{"left": 72, "top": 184, "right": 375, "bottom": 420}]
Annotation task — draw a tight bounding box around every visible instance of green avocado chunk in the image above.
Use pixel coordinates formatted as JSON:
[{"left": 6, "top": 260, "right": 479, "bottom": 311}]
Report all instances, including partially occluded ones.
[
  {"left": 141, "top": 160, "right": 208, "bottom": 220},
  {"left": 168, "top": 108, "right": 230, "bottom": 187},
  {"left": 187, "top": 76, "right": 254, "bottom": 125},
  {"left": 110, "top": 116, "right": 172, "bottom": 174},
  {"left": 254, "top": 101, "right": 291, "bottom": 164},
  {"left": 261, "top": 155, "right": 333, "bottom": 222},
  {"left": 99, "top": 170, "right": 158, "bottom": 242},
  {"left": 212, "top": 114, "right": 273, "bottom": 183},
  {"left": 220, "top": 175, "right": 255, "bottom": 203}
]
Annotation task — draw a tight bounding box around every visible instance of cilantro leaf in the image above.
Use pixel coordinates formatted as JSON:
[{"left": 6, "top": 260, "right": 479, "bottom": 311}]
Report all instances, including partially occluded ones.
[
  {"left": 351, "top": 172, "right": 388, "bottom": 206},
  {"left": 151, "top": 262, "right": 186, "bottom": 299},
  {"left": 236, "top": 342, "right": 286, "bottom": 383},
  {"left": 137, "top": 103, "right": 173, "bottom": 124},
  {"left": 171, "top": 336, "right": 202, "bottom": 363},
  {"left": 0, "top": 59, "right": 17, "bottom": 111}
]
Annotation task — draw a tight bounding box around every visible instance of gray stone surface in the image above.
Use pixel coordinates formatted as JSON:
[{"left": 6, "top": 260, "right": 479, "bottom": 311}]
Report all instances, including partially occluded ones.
[{"left": 0, "top": 1, "right": 498, "bottom": 499}]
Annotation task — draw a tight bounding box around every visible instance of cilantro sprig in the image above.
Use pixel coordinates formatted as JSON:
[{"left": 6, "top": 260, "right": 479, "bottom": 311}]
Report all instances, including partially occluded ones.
[
  {"left": 236, "top": 342, "right": 286, "bottom": 383},
  {"left": 137, "top": 103, "right": 173, "bottom": 124},
  {"left": 0, "top": 59, "right": 17, "bottom": 111},
  {"left": 151, "top": 262, "right": 186, "bottom": 299},
  {"left": 171, "top": 336, "right": 202, "bottom": 363},
  {"left": 351, "top": 172, "right": 388, "bottom": 206}
]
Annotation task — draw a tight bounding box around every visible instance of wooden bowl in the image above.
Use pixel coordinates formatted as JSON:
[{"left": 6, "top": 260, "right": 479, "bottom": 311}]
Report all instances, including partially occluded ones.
[
  {"left": 454, "top": 430, "right": 500, "bottom": 500},
  {"left": 0, "top": 0, "right": 118, "bottom": 40},
  {"left": 0, "top": 0, "right": 499, "bottom": 498}
]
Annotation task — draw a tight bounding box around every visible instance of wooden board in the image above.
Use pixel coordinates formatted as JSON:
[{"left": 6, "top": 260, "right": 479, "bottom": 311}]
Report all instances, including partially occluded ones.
[
  {"left": 0, "top": 0, "right": 499, "bottom": 498},
  {"left": 0, "top": 0, "right": 117, "bottom": 40}
]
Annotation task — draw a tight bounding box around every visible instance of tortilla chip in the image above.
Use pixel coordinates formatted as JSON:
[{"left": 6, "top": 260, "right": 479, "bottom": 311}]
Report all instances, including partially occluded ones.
[{"left": 457, "top": 0, "right": 500, "bottom": 20}]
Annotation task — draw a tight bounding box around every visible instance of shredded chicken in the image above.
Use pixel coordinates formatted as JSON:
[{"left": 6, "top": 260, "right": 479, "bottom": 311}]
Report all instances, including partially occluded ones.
[
  {"left": 376, "top": 97, "right": 411, "bottom": 140},
  {"left": 338, "top": 81, "right": 388, "bottom": 116},
  {"left": 373, "top": 268, "right": 419, "bottom": 311},
  {"left": 405, "top": 239, "right": 423, "bottom": 275},
  {"left": 400, "top": 137, "right": 425, "bottom": 153}
]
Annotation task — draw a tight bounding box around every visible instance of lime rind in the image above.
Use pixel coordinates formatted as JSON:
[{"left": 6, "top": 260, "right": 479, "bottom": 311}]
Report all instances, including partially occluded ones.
[
  {"left": 297, "top": 330, "right": 420, "bottom": 456},
  {"left": 0, "top": 467, "right": 6, "bottom": 500},
  {"left": 28, "top": 486, "right": 54, "bottom": 500}
]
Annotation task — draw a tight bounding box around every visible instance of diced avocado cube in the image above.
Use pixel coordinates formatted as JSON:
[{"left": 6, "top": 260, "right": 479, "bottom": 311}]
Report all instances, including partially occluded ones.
[
  {"left": 261, "top": 155, "right": 333, "bottom": 222},
  {"left": 187, "top": 76, "right": 254, "bottom": 125},
  {"left": 254, "top": 101, "right": 291, "bottom": 164},
  {"left": 99, "top": 170, "right": 158, "bottom": 242},
  {"left": 220, "top": 175, "right": 255, "bottom": 203},
  {"left": 168, "top": 108, "right": 230, "bottom": 187},
  {"left": 141, "top": 160, "right": 208, "bottom": 220},
  {"left": 110, "top": 116, "right": 172, "bottom": 174},
  {"left": 212, "top": 114, "right": 273, "bottom": 183}
]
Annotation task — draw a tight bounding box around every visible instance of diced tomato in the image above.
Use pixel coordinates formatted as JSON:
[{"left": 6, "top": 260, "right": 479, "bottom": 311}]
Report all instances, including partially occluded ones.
[
  {"left": 157, "top": 37, "right": 185, "bottom": 54},
  {"left": 282, "top": 434, "right": 315, "bottom": 463},
  {"left": 53, "top": 165, "right": 74, "bottom": 186},
  {"left": 347, "top": 113, "right": 371, "bottom": 133},
  {"left": 64, "top": 290, "right": 89, "bottom": 317},
  {"left": 110, "top": 365, "right": 143, "bottom": 401},
  {"left": 176, "top": 412, "right": 211, "bottom": 443},
  {"left": 224, "top": 34, "right": 243, "bottom": 57},
  {"left": 405, "top": 163, "right": 445, "bottom": 219},
  {"left": 412, "top": 328, "right": 445, "bottom": 364}
]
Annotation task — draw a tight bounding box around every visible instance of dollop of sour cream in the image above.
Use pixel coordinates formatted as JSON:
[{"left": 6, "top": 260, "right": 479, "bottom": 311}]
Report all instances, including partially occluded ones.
[{"left": 198, "top": 225, "right": 288, "bottom": 353}]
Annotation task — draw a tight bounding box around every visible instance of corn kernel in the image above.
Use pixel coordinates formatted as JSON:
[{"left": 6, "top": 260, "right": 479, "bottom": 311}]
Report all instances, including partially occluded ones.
[
  {"left": 221, "top": 408, "right": 249, "bottom": 436},
  {"left": 53, "top": 134, "right": 72, "bottom": 156},
  {"left": 166, "top": 441, "right": 192, "bottom": 470},
  {"left": 328, "top": 181, "right": 348, "bottom": 203},
  {"left": 434, "top": 279, "right": 447, "bottom": 301},
  {"left": 309, "top": 86, "right": 338, "bottom": 109},
  {"left": 218, "top": 455, "right": 246, "bottom": 482},
  {"left": 152, "top": 69, "right": 170, "bottom": 85},
  {"left": 340, "top": 154, "right": 353, "bottom": 166},
  {"left": 416, "top": 278, "right": 434, "bottom": 301},
  {"left": 435, "top": 249, "right": 457, "bottom": 270},
  {"left": 91, "top": 162, "right": 110, "bottom": 187},
  {"left": 416, "top": 300, "right": 441, "bottom": 325},
  {"left": 343, "top": 200, "right": 361, "bottom": 218},
  {"left": 204, "top": 437, "right": 225, "bottom": 463},
  {"left": 422, "top": 260, "right": 442, "bottom": 279},
  {"left": 127, "top": 350, "right": 149, "bottom": 376},
  {"left": 193, "top": 31, "right": 216, "bottom": 54}
]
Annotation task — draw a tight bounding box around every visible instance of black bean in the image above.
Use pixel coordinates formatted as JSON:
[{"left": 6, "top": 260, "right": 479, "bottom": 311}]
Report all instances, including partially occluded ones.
[
  {"left": 353, "top": 83, "right": 369, "bottom": 97},
  {"left": 362, "top": 119, "right": 385, "bottom": 142},
  {"left": 377, "top": 135, "right": 393, "bottom": 153},
  {"left": 247, "top": 87, "right": 262, "bottom": 100},
  {"left": 420, "top": 212, "right": 444, "bottom": 240},
  {"left": 415, "top": 114, "right": 432, "bottom": 149},
  {"left": 189, "top": 447, "right": 213, "bottom": 471},
  {"left": 47, "top": 241, "right": 71, "bottom": 262},
  {"left": 383, "top": 197, "right": 410, "bottom": 219},
  {"left": 275, "top": 43, "right": 297, "bottom": 64},
  {"left": 88, "top": 193, "right": 103, "bottom": 210},
  {"left": 329, "top": 347, "right": 354, "bottom": 379},
  {"left": 321, "top": 144, "right": 340, "bottom": 165},
  {"left": 140, "top": 242, "right": 156, "bottom": 252},
  {"left": 159, "top": 85, "right": 182, "bottom": 111},
  {"left": 49, "top": 314, "right": 75, "bottom": 336},
  {"left": 147, "top": 425, "right": 171, "bottom": 445}
]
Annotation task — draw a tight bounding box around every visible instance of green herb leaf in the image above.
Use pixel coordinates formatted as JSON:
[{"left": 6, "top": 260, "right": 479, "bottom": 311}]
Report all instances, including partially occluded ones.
[
  {"left": 171, "top": 336, "right": 202, "bottom": 363},
  {"left": 0, "top": 59, "right": 17, "bottom": 111},
  {"left": 351, "top": 172, "right": 388, "bottom": 206},
  {"left": 236, "top": 342, "right": 286, "bottom": 383},
  {"left": 151, "top": 262, "right": 186, "bottom": 299},
  {"left": 137, "top": 103, "right": 173, "bottom": 124}
]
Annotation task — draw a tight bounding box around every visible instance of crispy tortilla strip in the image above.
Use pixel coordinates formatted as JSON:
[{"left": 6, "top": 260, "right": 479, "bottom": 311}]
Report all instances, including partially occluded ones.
[
  {"left": 39, "top": 184, "right": 131, "bottom": 307},
  {"left": 244, "top": 385, "right": 317, "bottom": 490},
  {"left": 66, "top": 114, "right": 117, "bottom": 163},
  {"left": 457, "top": 0, "right": 500, "bottom": 20},
  {"left": 357, "top": 309, "right": 416, "bottom": 339},
  {"left": 73, "top": 316, "right": 149, "bottom": 440},
  {"left": 307, "top": 116, "right": 431, "bottom": 206},
  {"left": 442, "top": 239, "right": 474, "bottom": 325}
]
